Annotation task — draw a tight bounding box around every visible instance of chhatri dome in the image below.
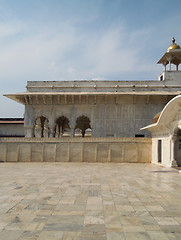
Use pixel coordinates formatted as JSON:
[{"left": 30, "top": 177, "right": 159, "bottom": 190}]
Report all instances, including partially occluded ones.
[
  {"left": 157, "top": 37, "right": 181, "bottom": 71},
  {"left": 167, "top": 37, "right": 180, "bottom": 52}
]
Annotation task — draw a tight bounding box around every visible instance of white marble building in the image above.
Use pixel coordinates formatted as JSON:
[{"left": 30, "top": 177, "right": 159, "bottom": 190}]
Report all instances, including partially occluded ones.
[
  {"left": 142, "top": 95, "right": 181, "bottom": 167},
  {"left": 1, "top": 38, "right": 181, "bottom": 164},
  {"left": 4, "top": 39, "right": 181, "bottom": 140}
]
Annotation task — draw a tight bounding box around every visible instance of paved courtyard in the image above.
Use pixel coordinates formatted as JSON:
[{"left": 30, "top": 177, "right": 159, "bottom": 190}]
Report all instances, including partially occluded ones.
[{"left": 0, "top": 163, "right": 181, "bottom": 240}]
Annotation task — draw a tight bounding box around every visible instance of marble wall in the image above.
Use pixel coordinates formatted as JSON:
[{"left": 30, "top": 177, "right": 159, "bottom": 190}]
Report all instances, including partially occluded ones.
[
  {"left": 0, "top": 138, "right": 151, "bottom": 163},
  {"left": 0, "top": 124, "right": 24, "bottom": 137},
  {"left": 25, "top": 95, "right": 168, "bottom": 138}
]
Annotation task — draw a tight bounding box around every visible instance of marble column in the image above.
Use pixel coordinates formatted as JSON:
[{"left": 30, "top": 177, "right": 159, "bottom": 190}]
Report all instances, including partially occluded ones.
[
  {"left": 24, "top": 126, "right": 34, "bottom": 138},
  {"left": 168, "top": 56, "right": 172, "bottom": 71},
  {"left": 55, "top": 125, "right": 59, "bottom": 138},
  {"left": 170, "top": 134, "right": 178, "bottom": 167},
  {"left": 70, "top": 126, "right": 75, "bottom": 138},
  {"left": 164, "top": 65, "right": 166, "bottom": 71},
  {"left": 24, "top": 105, "right": 34, "bottom": 138},
  {"left": 34, "top": 118, "right": 42, "bottom": 138},
  {"left": 43, "top": 119, "right": 49, "bottom": 138},
  {"left": 169, "top": 60, "right": 171, "bottom": 71},
  {"left": 49, "top": 127, "right": 54, "bottom": 138},
  {"left": 48, "top": 120, "right": 55, "bottom": 138}
]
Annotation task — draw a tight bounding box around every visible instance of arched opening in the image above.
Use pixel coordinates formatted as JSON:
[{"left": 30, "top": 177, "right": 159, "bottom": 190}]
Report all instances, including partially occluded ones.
[
  {"left": 54, "top": 116, "right": 70, "bottom": 137},
  {"left": 158, "top": 140, "right": 162, "bottom": 163},
  {"left": 75, "top": 115, "right": 91, "bottom": 137},
  {"left": 175, "top": 128, "right": 181, "bottom": 167},
  {"left": 35, "top": 116, "right": 49, "bottom": 138}
]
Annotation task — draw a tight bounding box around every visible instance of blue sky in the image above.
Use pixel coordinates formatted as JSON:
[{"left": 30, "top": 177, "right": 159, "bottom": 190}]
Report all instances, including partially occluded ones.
[{"left": 0, "top": 0, "right": 181, "bottom": 117}]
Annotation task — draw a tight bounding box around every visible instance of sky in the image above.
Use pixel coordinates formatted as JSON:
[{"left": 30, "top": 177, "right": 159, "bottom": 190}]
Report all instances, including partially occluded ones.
[{"left": 0, "top": 0, "right": 181, "bottom": 117}]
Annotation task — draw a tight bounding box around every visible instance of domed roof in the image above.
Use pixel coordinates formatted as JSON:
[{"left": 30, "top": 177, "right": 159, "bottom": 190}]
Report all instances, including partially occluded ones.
[{"left": 167, "top": 37, "right": 180, "bottom": 52}]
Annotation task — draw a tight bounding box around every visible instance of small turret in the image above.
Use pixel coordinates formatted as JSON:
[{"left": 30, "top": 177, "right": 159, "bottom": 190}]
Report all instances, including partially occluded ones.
[{"left": 158, "top": 38, "right": 181, "bottom": 72}]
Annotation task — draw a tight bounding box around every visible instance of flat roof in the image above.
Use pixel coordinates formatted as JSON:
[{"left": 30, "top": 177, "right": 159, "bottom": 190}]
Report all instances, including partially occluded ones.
[
  {"left": 5, "top": 91, "right": 181, "bottom": 96},
  {"left": 0, "top": 118, "right": 24, "bottom": 124},
  {"left": 4, "top": 91, "right": 181, "bottom": 105}
]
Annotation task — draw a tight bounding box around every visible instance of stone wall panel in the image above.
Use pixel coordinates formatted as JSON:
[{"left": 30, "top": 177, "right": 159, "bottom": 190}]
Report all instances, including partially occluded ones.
[
  {"left": 124, "top": 143, "right": 137, "bottom": 163},
  {"left": 56, "top": 143, "right": 69, "bottom": 162},
  {"left": 83, "top": 143, "right": 96, "bottom": 162},
  {"left": 19, "top": 144, "right": 31, "bottom": 162},
  {"left": 70, "top": 143, "right": 83, "bottom": 162},
  {"left": 110, "top": 143, "right": 124, "bottom": 162},
  {"left": 31, "top": 144, "right": 44, "bottom": 162},
  {"left": 7, "top": 143, "right": 19, "bottom": 162},
  {"left": 97, "top": 143, "right": 110, "bottom": 162},
  {"left": 44, "top": 144, "right": 56, "bottom": 162},
  {"left": 0, "top": 143, "right": 7, "bottom": 162},
  {"left": 137, "top": 143, "right": 151, "bottom": 163}
]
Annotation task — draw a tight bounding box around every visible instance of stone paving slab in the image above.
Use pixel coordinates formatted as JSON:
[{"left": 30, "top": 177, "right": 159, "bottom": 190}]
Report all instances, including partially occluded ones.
[{"left": 0, "top": 163, "right": 181, "bottom": 239}]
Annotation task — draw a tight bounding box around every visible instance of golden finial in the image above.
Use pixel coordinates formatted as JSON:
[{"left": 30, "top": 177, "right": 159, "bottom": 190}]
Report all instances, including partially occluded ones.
[{"left": 167, "top": 37, "right": 180, "bottom": 52}]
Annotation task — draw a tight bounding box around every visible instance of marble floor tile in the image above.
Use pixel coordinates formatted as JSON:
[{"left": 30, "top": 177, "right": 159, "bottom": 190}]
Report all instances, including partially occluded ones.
[
  {"left": 19, "top": 231, "right": 41, "bottom": 240},
  {"left": 84, "top": 216, "right": 104, "bottom": 224},
  {"left": 37, "top": 230, "right": 64, "bottom": 240},
  {"left": 0, "top": 230, "right": 23, "bottom": 240},
  {"left": 0, "top": 163, "right": 181, "bottom": 239},
  {"left": 154, "top": 217, "right": 179, "bottom": 226},
  {"left": 106, "top": 232, "right": 125, "bottom": 240},
  {"left": 82, "top": 224, "right": 105, "bottom": 234},
  {"left": 147, "top": 231, "right": 169, "bottom": 240},
  {"left": 124, "top": 232, "right": 151, "bottom": 240}
]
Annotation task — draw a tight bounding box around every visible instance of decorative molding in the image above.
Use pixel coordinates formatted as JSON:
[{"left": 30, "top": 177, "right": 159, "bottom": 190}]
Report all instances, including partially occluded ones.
[{"left": 0, "top": 137, "right": 151, "bottom": 143}]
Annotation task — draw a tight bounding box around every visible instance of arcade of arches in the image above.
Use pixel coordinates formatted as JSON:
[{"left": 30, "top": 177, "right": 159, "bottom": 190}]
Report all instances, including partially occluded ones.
[{"left": 34, "top": 115, "right": 92, "bottom": 138}]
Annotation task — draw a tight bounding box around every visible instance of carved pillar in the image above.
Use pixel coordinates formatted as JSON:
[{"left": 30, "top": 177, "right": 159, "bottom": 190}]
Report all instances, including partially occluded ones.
[
  {"left": 168, "top": 56, "right": 172, "bottom": 71},
  {"left": 24, "top": 126, "right": 34, "bottom": 138},
  {"left": 59, "top": 125, "right": 63, "bottom": 138},
  {"left": 43, "top": 119, "right": 49, "bottom": 138},
  {"left": 24, "top": 105, "right": 34, "bottom": 138},
  {"left": 169, "top": 60, "right": 171, "bottom": 71},
  {"left": 55, "top": 124, "right": 59, "bottom": 138},
  {"left": 70, "top": 126, "right": 75, "bottom": 138},
  {"left": 170, "top": 134, "right": 178, "bottom": 167},
  {"left": 35, "top": 118, "right": 42, "bottom": 138},
  {"left": 49, "top": 126, "right": 54, "bottom": 138},
  {"left": 48, "top": 120, "right": 54, "bottom": 138}
]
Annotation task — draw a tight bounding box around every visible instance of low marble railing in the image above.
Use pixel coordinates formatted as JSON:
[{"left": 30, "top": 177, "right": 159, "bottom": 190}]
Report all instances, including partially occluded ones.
[{"left": 0, "top": 137, "right": 151, "bottom": 163}]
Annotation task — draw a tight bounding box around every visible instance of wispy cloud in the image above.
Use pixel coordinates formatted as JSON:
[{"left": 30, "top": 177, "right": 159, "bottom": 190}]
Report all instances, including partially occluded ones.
[
  {"left": 0, "top": 22, "right": 23, "bottom": 39},
  {"left": 0, "top": 19, "right": 159, "bottom": 84},
  {"left": 1, "top": 0, "right": 181, "bottom": 117}
]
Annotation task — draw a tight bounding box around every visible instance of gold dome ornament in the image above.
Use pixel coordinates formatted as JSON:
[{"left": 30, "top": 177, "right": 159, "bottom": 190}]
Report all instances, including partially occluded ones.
[
  {"left": 167, "top": 37, "right": 180, "bottom": 52},
  {"left": 157, "top": 38, "right": 181, "bottom": 72}
]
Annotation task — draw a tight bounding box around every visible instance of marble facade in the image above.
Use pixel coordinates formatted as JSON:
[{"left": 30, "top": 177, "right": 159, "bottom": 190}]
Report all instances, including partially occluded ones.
[{"left": 5, "top": 74, "right": 181, "bottom": 139}]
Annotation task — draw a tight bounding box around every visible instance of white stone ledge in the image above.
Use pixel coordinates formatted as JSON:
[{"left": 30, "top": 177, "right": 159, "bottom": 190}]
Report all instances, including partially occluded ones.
[
  {"left": 0, "top": 137, "right": 151, "bottom": 143},
  {"left": 26, "top": 85, "right": 181, "bottom": 89}
]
